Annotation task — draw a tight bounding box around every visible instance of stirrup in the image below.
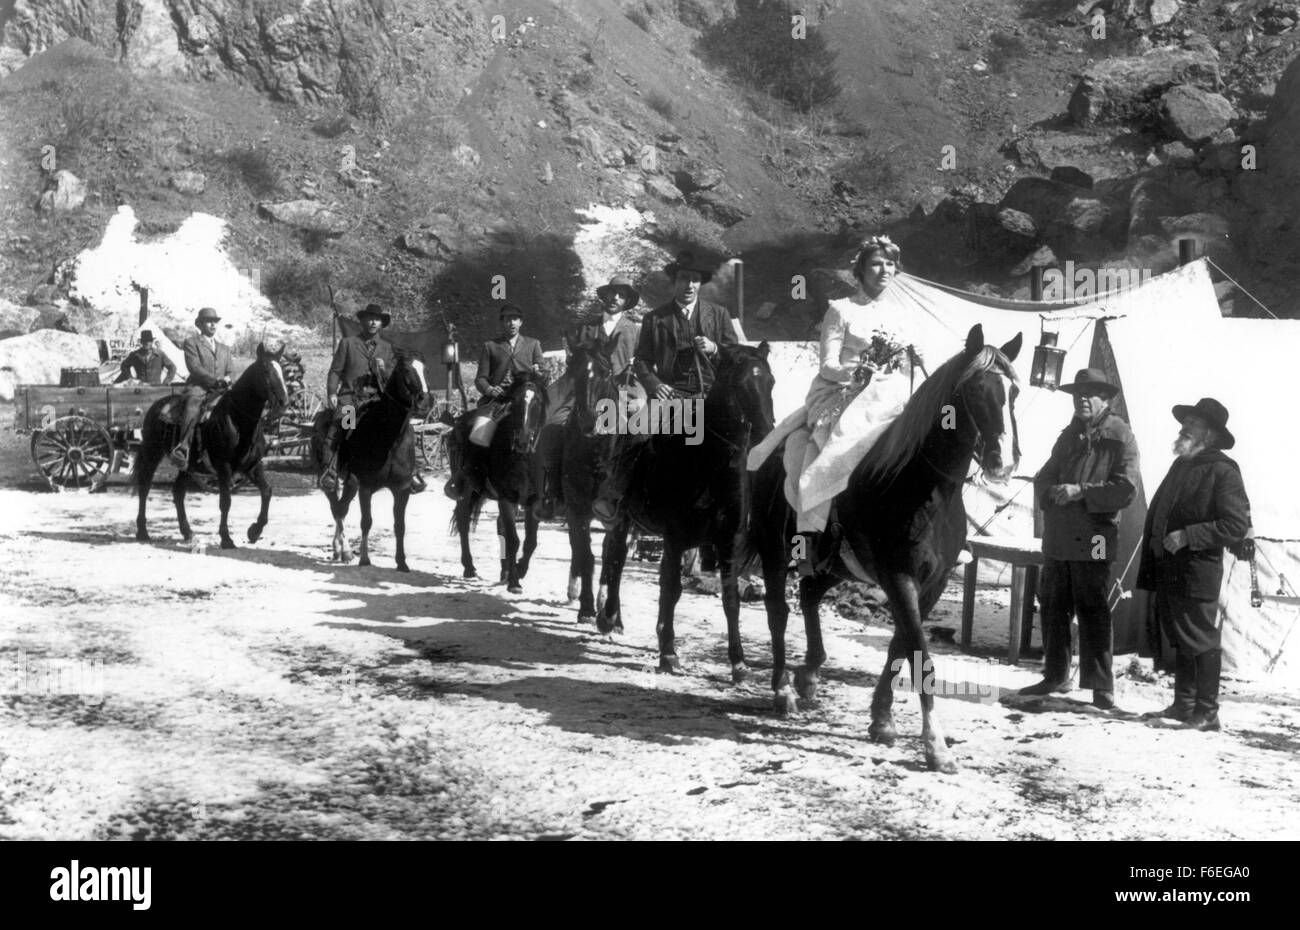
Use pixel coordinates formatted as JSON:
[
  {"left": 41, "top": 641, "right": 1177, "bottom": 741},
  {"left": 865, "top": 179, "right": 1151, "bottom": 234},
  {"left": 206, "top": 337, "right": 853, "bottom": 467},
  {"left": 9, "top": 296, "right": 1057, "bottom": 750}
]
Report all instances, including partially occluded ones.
[
  {"left": 169, "top": 445, "right": 190, "bottom": 468},
  {"left": 319, "top": 468, "right": 340, "bottom": 493}
]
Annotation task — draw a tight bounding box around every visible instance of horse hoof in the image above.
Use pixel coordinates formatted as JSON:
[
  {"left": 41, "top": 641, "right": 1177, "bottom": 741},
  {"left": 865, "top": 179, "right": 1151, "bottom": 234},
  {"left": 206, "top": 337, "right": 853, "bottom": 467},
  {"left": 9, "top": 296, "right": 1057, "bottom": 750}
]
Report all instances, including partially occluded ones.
[
  {"left": 927, "top": 753, "right": 959, "bottom": 775},
  {"left": 247, "top": 524, "right": 262, "bottom": 543},
  {"left": 463, "top": 568, "right": 477, "bottom": 579},
  {"left": 774, "top": 687, "right": 799, "bottom": 716},
  {"left": 577, "top": 611, "right": 596, "bottom": 624},
  {"left": 220, "top": 539, "right": 236, "bottom": 550},
  {"left": 508, "top": 583, "right": 523, "bottom": 594},
  {"left": 517, "top": 562, "right": 530, "bottom": 579},
  {"left": 396, "top": 562, "right": 410, "bottom": 573},
  {"left": 358, "top": 556, "right": 371, "bottom": 567},
  {"left": 731, "top": 662, "right": 749, "bottom": 684},
  {"left": 794, "top": 667, "right": 819, "bottom": 701},
  {"left": 136, "top": 532, "right": 150, "bottom": 543},
  {"left": 656, "top": 655, "right": 681, "bottom": 675},
  {"left": 868, "top": 719, "right": 898, "bottom": 746}
]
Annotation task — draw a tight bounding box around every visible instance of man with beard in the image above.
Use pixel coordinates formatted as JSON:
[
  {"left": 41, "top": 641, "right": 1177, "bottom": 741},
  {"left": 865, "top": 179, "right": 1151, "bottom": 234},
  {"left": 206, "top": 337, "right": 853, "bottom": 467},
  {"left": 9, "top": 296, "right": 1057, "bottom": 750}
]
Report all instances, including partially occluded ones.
[
  {"left": 1020, "top": 368, "right": 1140, "bottom": 710},
  {"left": 1136, "top": 398, "right": 1251, "bottom": 731}
]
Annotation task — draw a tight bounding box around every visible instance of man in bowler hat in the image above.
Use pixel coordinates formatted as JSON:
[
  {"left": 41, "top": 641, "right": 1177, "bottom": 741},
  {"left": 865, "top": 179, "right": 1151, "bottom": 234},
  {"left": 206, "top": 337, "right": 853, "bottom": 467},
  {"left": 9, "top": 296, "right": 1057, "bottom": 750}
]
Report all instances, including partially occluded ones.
[
  {"left": 1136, "top": 398, "right": 1250, "bottom": 731},
  {"left": 171, "top": 307, "right": 234, "bottom": 467},
  {"left": 115, "top": 330, "right": 176, "bottom": 385},
  {"left": 1020, "top": 367, "right": 1141, "bottom": 709}
]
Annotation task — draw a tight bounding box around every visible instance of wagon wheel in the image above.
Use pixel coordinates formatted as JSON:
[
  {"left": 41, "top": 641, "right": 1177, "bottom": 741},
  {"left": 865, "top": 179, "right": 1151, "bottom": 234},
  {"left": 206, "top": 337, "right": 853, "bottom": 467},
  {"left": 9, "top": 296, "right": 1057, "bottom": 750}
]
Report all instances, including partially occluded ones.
[
  {"left": 30, "top": 415, "right": 114, "bottom": 492},
  {"left": 285, "top": 387, "right": 325, "bottom": 425},
  {"left": 417, "top": 422, "right": 453, "bottom": 473}
]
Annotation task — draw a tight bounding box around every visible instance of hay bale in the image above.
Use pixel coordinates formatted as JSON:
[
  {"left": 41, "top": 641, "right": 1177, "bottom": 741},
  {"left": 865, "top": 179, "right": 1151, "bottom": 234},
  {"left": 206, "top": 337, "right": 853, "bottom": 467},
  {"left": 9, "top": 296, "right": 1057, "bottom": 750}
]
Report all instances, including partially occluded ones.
[{"left": 0, "top": 330, "right": 101, "bottom": 401}]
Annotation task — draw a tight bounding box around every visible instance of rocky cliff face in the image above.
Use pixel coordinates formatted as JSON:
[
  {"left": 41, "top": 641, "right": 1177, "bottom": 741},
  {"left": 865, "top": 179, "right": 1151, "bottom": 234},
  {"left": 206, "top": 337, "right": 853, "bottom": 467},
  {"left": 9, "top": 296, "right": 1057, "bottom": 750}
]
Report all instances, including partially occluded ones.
[{"left": 2, "top": 0, "right": 493, "bottom": 114}]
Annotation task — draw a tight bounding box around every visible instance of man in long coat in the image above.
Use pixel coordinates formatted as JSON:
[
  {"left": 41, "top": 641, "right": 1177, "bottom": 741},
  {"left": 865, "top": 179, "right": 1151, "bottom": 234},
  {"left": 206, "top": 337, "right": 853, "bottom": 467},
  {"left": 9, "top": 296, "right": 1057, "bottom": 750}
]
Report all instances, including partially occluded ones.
[
  {"left": 1020, "top": 367, "right": 1141, "bottom": 710},
  {"left": 171, "top": 307, "right": 234, "bottom": 467},
  {"left": 592, "top": 251, "right": 736, "bottom": 523},
  {"left": 1136, "top": 398, "right": 1250, "bottom": 731},
  {"left": 319, "top": 303, "right": 397, "bottom": 492}
]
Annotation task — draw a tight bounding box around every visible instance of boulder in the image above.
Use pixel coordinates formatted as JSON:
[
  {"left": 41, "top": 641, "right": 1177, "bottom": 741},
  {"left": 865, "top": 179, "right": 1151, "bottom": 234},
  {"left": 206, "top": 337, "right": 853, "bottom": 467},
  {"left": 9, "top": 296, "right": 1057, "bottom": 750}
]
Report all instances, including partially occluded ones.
[
  {"left": 1010, "top": 244, "right": 1058, "bottom": 277},
  {"left": 36, "top": 170, "right": 86, "bottom": 213},
  {"left": 1049, "top": 166, "right": 1094, "bottom": 189},
  {"left": 1160, "top": 85, "right": 1236, "bottom": 144},
  {"left": 996, "top": 207, "right": 1038, "bottom": 238},
  {"left": 0, "top": 298, "right": 39, "bottom": 334},
  {"left": 1149, "top": 0, "right": 1182, "bottom": 27},
  {"left": 0, "top": 329, "right": 100, "bottom": 402},
  {"left": 998, "top": 177, "right": 1121, "bottom": 258},
  {"left": 674, "top": 165, "right": 725, "bottom": 193},
  {"left": 566, "top": 125, "right": 624, "bottom": 168},
  {"left": 1067, "top": 46, "right": 1222, "bottom": 126},
  {"left": 256, "top": 200, "right": 348, "bottom": 236},
  {"left": 1158, "top": 141, "right": 1197, "bottom": 164},
  {"left": 170, "top": 170, "right": 206, "bottom": 194},
  {"left": 1127, "top": 176, "right": 1191, "bottom": 238},
  {"left": 644, "top": 175, "right": 684, "bottom": 203},
  {"left": 688, "top": 185, "right": 750, "bottom": 227}
]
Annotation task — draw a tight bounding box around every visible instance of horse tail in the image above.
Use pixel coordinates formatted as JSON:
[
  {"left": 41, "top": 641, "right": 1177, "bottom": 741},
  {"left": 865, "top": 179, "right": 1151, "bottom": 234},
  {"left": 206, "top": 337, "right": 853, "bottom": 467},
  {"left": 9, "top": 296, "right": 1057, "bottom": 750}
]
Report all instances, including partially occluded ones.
[
  {"left": 130, "top": 399, "right": 171, "bottom": 486},
  {"left": 446, "top": 496, "right": 485, "bottom": 535}
]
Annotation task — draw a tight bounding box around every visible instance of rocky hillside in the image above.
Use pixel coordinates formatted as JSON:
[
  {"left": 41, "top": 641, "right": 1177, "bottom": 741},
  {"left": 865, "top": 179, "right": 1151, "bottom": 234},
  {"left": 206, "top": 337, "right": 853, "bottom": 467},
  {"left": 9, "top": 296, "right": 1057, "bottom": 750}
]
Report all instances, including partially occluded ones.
[{"left": 1, "top": 0, "right": 1297, "bottom": 353}]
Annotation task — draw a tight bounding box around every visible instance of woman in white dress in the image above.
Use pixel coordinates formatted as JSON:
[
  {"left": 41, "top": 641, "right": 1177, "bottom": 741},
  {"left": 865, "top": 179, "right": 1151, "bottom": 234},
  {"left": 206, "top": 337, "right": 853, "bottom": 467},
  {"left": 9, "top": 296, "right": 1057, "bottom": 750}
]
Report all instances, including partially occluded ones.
[{"left": 788, "top": 234, "right": 919, "bottom": 575}]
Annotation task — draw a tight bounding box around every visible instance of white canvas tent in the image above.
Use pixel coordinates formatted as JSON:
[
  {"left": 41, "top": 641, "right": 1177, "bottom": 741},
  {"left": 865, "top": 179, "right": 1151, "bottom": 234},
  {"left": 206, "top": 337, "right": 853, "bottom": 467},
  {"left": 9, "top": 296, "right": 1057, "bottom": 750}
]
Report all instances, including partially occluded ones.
[{"left": 762, "top": 261, "right": 1299, "bottom": 686}]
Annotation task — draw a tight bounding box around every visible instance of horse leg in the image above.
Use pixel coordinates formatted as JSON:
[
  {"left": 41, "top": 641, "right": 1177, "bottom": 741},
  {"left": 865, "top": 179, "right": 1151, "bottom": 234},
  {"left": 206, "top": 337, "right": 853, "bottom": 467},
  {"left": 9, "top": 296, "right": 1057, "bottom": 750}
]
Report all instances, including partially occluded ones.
[
  {"left": 392, "top": 488, "right": 411, "bottom": 573},
  {"left": 567, "top": 507, "right": 596, "bottom": 621},
  {"left": 517, "top": 502, "right": 539, "bottom": 578},
  {"left": 876, "top": 571, "right": 956, "bottom": 773},
  {"left": 794, "top": 572, "right": 838, "bottom": 704},
  {"left": 656, "top": 537, "right": 684, "bottom": 673},
  {"left": 499, "top": 502, "right": 523, "bottom": 594},
  {"left": 135, "top": 451, "right": 159, "bottom": 542},
  {"left": 715, "top": 532, "right": 748, "bottom": 683},
  {"left": 331, "top": 484, "right": 357, "bottom": 563},
  {"left": 246, "top": 462, "right": 271, "bottom": 543},
  {"left": 596, "top": 516, "right": 628, "bottom": 635},
  {"left": 358, "top": 488, "right": 374, "bottom": 567},
  {"left": 216, "top": 464, "right": 236, "bottom": 549},
  {"left": 456, "top": 495, "right": 477, "bottom": 579},
  {"left": 172, "top": 470, "right": 193, "bottom": 542}
]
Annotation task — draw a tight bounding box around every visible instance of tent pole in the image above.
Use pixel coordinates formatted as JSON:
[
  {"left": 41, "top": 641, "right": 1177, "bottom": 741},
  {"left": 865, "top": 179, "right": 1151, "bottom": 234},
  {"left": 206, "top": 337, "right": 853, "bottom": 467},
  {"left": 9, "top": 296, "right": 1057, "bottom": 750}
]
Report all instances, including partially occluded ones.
[
  {"left": 1030, "top": 266, "right": 1044, "bottom": 302},
  {"left": 1178, "top": 238, "right": 1197, "bottom": 265}
]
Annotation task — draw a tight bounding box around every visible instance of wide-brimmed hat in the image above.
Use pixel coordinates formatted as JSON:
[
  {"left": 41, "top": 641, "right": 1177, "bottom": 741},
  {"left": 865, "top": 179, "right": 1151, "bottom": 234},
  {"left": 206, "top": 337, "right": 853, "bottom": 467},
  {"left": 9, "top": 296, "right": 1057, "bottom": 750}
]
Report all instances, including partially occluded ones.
[
  {"left": 595, "top": 275, "right": 640, "bottom": 310},
  {"left": 356, "top": 303, "right": 391, "bottom": 327},
  {"left": 195, "top": 307, "right": 221, "bottom": 324},
  {"left": 1059, "top": 367, "right": 1119, "bottom": 398},
  {"left": 499, "top": 303, "right": 524, "bottom": 320},
  {"left": 1173, "top": 397, "right": 1235, "bottom": 450},
  {"left": 139, "top": 330, "right": 154, "bottom": 343},
  {"left": 663, "top": 250, "right": 715, "bottom": 284}
]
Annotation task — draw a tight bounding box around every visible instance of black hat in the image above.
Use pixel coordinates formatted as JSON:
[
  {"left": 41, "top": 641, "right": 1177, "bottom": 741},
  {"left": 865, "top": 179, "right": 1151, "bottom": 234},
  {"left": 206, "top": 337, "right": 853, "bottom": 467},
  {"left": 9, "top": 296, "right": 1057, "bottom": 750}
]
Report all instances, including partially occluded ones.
[
  {"left": 663, "top": 250, "right": 715, "bottom": 284},
  {"left": 499, "top": 303, "right": 524, "bottom": 320},
  {"left": 356, "top": 303, "right": 391, "bottom": 327},
  {"left": 139, "top": 330, "right": 154, "bottom": 343},
  {"left": 1173, "top": 397, "right": 1235, "bottom": 450},
  {"left": 1059, "top": 367, "right": 1119, "bottom": 399}
]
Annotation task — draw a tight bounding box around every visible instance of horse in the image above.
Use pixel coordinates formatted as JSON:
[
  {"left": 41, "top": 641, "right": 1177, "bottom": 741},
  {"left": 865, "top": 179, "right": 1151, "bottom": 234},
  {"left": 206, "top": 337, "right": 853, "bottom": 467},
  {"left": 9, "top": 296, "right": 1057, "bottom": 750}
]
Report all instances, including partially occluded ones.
[
  {"left": 134, "top": 342, "right": 290, "bottom": 548},
  {"left": 558, "top": 341, "right": 635, "bottom": 626},
  {"left": 451, "top": 372, "right": 549, "bottom": 593},
  {"left": 601, "top": 342, "right": 777, "bottom": 677},
  {"left": 747, "top": 324, "right": 1022, "bottom": 773},
  {"left": 312, "top": 352, "right": 430, "bottom": 572}
]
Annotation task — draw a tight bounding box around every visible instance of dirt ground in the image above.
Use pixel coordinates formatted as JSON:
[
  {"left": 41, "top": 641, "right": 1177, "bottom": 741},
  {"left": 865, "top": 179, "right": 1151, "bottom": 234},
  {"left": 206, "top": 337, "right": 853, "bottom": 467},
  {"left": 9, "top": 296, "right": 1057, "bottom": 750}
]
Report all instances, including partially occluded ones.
[{"left": 2, "top": 470, "right": 1299, "bottom": 841}]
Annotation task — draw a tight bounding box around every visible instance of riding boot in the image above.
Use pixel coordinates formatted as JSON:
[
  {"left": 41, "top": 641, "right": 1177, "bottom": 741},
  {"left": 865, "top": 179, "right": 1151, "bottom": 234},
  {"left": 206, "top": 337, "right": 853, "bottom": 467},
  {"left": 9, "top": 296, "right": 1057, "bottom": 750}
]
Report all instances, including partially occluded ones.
[
  {"left": 1190, "top": 647, "right": 1222, "bottom": 729},
  {"left": 318, "top": 422, "right": 341, "bottom": 492}
]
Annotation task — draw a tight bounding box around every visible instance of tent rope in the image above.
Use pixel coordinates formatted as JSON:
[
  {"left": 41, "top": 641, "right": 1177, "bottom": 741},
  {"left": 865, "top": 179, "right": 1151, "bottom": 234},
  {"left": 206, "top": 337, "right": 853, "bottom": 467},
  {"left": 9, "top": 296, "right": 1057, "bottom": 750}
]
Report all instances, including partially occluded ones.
[{"left": 1203, "top": 257, "right": 1281, "bottom": 320}]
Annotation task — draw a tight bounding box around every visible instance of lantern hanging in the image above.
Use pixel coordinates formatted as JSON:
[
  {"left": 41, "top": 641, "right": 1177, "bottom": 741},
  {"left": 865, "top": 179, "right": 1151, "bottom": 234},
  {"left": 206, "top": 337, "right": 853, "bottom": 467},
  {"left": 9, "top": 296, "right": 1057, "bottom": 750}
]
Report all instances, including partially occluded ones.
[{"left": 1030, "top": 315, "right": 1066, "bottom": 390}]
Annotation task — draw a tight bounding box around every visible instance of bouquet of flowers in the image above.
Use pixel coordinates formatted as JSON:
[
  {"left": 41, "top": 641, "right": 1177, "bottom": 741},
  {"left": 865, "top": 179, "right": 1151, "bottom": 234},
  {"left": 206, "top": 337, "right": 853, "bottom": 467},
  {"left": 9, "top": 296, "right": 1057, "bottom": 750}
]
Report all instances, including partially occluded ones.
[{"left": 853, "top": 328, "right": 907, "bottom": 384}]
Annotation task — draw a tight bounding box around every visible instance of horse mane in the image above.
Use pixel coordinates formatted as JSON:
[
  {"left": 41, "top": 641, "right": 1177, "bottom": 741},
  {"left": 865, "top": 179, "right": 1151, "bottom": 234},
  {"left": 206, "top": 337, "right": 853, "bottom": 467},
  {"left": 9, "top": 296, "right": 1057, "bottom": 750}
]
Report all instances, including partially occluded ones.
[{"left": 857, "top": 345, "right": 1017, "bottom": 485}]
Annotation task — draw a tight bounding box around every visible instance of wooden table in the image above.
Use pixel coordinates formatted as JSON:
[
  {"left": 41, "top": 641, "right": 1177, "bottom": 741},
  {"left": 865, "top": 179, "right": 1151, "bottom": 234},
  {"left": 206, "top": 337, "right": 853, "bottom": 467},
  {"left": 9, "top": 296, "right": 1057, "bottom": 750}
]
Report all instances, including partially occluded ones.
[{"left": 960, "top": 535, "right": 1045, "bottom": 665}]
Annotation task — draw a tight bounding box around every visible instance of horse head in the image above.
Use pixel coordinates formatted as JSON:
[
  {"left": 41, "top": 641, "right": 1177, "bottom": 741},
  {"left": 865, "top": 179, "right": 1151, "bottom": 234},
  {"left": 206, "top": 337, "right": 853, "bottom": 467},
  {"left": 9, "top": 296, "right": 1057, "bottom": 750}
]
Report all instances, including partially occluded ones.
[
  {"left": 254, "top": 342, "right": 291, "bottom": 414},
  {"left": 506, "top": 370, "right": 549, "bottom": 455},
  {"left": 713, "top": 342, "right": 776, "bottom": 440},
  {"left": 956, "top": 325, "right": 1022, "bottom": 483},
  {"left": 569, "top": 341, "right": 621, "bottom": 436},
  {"left": 387, "top": 350, "right": 431, "bottom": 417}
]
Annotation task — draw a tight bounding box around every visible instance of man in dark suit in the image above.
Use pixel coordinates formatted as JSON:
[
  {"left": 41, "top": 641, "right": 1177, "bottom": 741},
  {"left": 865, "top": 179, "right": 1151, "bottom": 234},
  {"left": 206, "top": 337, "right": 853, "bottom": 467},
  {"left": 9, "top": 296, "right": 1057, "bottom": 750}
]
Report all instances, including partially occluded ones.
[
  {"left": 1019, "top": 368, "right": 1141, "bottom": 710},
  {"left": 319, "top": 303, "right": 402, "bottom": 493},
  {"left": 171, "top": 307, "right": 234, "bottom": 467},
  {"left": 115, "top": 330, "right": 175, "bottom": 385},
  {"left": 1137, "top": 398, "right": 1250, "bottom": 731},
  {"left": 445, "top": 304, "right": 545, "bottom": 499},
  {"left": 593, "top": 251, "right": 737, "bottom": 523}
]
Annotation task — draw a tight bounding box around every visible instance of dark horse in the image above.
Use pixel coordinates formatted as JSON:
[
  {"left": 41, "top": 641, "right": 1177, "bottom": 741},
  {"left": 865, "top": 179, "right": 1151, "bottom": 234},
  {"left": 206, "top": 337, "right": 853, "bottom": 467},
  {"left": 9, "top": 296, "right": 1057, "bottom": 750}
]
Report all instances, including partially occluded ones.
[
  {"left": 312, "top": 352, "right": 430, "bottom": 572},
  {"left": 558, "top": 342, "right": 635, "bottom": 626},
  {"left": 452, "top": 372, "right": 549, "bottom": 593},
  {"left": 134, "top": 343, "right": 290, "bottom": 548},
  {"left": 603, "top": 342, "right": 777, "bottom": 677},
  {"left": 748, "top": 324, "right": 1022, "bottom": 773}
]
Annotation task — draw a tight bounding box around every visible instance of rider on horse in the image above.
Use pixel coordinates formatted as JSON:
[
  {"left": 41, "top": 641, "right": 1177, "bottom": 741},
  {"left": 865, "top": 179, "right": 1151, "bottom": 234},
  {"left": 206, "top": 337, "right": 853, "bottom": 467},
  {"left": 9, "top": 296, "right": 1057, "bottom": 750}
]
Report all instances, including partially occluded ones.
[
  {"left": 319, "top": 303, "right": 425, "bottom": 495},
  {"left": 592, "top": 251, "right": 737, "bottom": 524},
  {"left": 170, "top": 307, "right": 234, "bottom": 468},
  {"left": 445, "top": 303, "right": 546, "bottom": 499}
]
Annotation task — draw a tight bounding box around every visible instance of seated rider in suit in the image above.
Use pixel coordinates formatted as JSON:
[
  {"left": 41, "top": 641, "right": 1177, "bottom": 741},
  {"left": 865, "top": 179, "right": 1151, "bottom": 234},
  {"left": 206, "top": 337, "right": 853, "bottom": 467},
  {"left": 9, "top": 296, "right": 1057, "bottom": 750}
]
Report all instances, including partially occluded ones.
[
  {"left": 592, "top": 251, "right": 737, "bottom": 524},
  {"left": 171, "top": 307, "right": 234, "bottom": 468},
  {"left": 445, "top": 303, "right": 546, "bottom": 499},
  {"left": 319, "top": 303, "right": 425, "bottom": 495},
  {"left": 115, "top": 330, "right": 176, "bottom": 385}
]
